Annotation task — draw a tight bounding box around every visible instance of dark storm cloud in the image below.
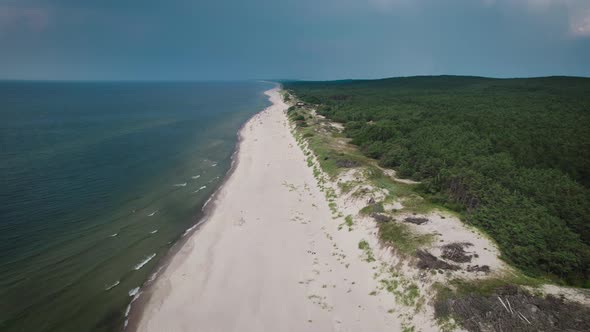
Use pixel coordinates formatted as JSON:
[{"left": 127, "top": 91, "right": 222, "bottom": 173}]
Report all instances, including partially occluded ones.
[{"left": 0, "top": 0, "right": 588, "bottom": 80}]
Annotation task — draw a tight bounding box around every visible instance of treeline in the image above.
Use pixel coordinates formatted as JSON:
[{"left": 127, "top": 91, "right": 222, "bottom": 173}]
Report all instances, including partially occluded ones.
[{"left": 284, "top": 76, "right": 590, "bottom": 286}]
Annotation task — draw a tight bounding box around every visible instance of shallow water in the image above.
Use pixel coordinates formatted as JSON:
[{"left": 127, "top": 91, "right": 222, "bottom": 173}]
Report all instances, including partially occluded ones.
[{"left": 0, "top": 81, "right": 272, "bottom": 332}]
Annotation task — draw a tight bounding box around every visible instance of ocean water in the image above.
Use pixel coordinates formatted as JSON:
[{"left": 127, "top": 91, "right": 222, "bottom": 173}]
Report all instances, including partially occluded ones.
[{"left": 0, "top": 81, "right": 273, "bottom": 332}]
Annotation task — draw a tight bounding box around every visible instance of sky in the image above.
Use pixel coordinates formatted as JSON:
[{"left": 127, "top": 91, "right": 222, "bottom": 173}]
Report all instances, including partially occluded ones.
[{"left": 0, "top": 0, "right": 589, "bottom": 80}]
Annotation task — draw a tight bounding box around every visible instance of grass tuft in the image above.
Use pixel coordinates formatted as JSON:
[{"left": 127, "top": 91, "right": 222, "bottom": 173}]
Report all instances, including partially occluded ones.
[{"left": 379, "top": 222, "right": 434, "bottom": 255}]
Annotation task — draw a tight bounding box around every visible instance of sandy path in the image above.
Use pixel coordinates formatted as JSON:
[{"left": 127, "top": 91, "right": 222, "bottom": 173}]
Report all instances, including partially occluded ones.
[{"left": 133, "top": 88, "right": 402, "bottom": 332}]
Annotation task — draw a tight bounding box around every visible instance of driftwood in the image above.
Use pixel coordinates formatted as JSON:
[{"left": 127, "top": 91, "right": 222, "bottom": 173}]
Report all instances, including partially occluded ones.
[
  {"left": 518, "top": 311, "right": 532, "bottom": 325},
  {"left": 507, "top": 298, "right": 514, "bottom": 314},
  {"left": 498, "top": 296, "right": 509, "bottom": 313}
]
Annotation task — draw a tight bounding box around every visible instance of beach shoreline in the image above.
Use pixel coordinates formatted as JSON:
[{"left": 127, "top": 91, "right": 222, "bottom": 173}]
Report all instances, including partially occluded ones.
[
  {"left": 126, "top": 85, "right": 279, "bottom": 331},
  {"left": 129, "top": 85, "right": 417, "bottom": 332}
]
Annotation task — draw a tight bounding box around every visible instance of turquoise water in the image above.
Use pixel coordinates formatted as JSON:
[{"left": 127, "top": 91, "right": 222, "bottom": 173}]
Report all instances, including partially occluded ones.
[{"left": 0, "top": 81, "right": 273, "bottom": 332}]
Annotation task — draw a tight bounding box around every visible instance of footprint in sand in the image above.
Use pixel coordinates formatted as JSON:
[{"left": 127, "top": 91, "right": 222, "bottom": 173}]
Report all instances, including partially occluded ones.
[{"left": 234, "top": 217, "right": 246, "bottom": 227}]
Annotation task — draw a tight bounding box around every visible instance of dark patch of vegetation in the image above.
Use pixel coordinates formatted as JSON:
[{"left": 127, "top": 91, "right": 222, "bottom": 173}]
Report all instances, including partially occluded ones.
[
  {"left": 416, "top": 250, "right": 460, "bottom": 270},
  {"left": 360, "top": 201, "right": 384, "bottom": 215},
  {"left": 335, "top": 158, "right": 360, "bottom": 168},
  {"left": 292, "top": 114, "right": 305, "bottom": 121},
  {"left": 287, "top": 109, "right": 309, "bottom": 128},
  {"left": 403, "top": 217, "right": 429, "bottom": 225},
  {"left": 329, "top": 94, "right": 350, "bottom": 100},
  {"left": 370, "top": 213, "right": 392, "bottom": 223},
  {"left": 441, "top": 242, "right": 474, "bottom": 263},
  {"left": 284, "top": 76, "right": 590, "bottom": 286},
  {"left": 467, "top": 265, "right": 491, "bottom": 273},
  {"left": 435, "top": 284, "right": 590, "bottom": 332}
]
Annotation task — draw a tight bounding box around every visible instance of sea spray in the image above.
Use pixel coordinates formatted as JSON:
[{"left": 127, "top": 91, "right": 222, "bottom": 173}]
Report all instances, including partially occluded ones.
[{"left": 128, "top": 287, "right": 140, "bottom": 297}]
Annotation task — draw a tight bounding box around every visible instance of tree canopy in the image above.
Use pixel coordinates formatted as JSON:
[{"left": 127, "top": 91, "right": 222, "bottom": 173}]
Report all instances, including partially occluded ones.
[{"left": 285, "top": 76, "right": 590, "bottom": 286}]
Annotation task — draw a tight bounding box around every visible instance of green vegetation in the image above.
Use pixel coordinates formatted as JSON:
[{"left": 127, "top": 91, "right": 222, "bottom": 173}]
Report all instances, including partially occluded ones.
[
  {"left": 365, "top": 167, "right": 437, "bottom": 214},
  {"left": 344, "top": 215, "right": 354, "bottom": 228},
  {"left": 285, "top": 76, "right": 590, "bottom": 286},
  {"left": 359, "top": 202, "right": 384, "bottom": 215},
  {"left": 402, "top": 325, "right": 415, "bottom": 332},
  {"left": 358, "top": 239, "right": 376, "bottom": 262},
  {"left": 282, "top": 91, "right": 291, "bottom": 102},
  {"left": 434, "top": 272, "right": 543, "bottom": 301},
  {"left": 379, "top": 272, "right": 421, "bottom": 307},
  {"left": 337, "top": 180, "right": 356, "bottom": 193},
  {"left": 379, "top": 222, "right": 435, "bottom": 255},
  {"left": 289, "top": 105, "right": 368, "bottom": 179},
  {"left": 338, "top": 214, "right": 354, "bottom": 231}
]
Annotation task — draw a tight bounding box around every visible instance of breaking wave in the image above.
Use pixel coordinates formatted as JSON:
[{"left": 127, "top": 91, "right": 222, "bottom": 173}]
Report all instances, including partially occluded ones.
[
  {"left": 104, "top": 280, "right": 120, "bottom": 291},
  {"left": 133, "top": 253, "right": 156, "bottom": 271},
  {"left": 128, "top": 287, "right": 140, "bottom": 297}
]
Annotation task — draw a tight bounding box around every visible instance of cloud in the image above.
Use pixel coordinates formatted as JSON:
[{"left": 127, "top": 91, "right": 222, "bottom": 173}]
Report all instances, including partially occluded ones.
[
  {"left": 366, "top": 0, "right": 590, "bottom": 38},
  {"left": 563, "top": 1, "right": 590, "bottom": 37},
  {"left": 533, "top": 0, "right": 590, "bottom": 37},
  {"left": 571, "top": 12, "right": 590, "bottom": 36}
]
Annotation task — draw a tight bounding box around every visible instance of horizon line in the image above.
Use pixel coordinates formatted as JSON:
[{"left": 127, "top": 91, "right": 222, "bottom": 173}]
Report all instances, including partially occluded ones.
[{"left": 1, "top": 74, "right": 590, "bottom": 83}]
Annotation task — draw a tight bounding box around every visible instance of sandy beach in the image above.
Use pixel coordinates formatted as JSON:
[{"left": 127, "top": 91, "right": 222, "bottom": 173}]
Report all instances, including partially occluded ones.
[{"left": 132, "top": 87, "right": 411, "bottom": 331}]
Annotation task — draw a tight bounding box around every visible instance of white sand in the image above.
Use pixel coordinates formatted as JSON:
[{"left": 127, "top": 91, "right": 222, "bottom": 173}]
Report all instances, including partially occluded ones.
[{"left": 133, "top": 88, "right": 411, "bottom": 331}]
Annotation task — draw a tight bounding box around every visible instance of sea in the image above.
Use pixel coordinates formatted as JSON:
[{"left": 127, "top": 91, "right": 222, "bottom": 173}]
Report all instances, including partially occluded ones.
[{"left": 0, "top": 81, "right": 274, "bottom": 332}]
